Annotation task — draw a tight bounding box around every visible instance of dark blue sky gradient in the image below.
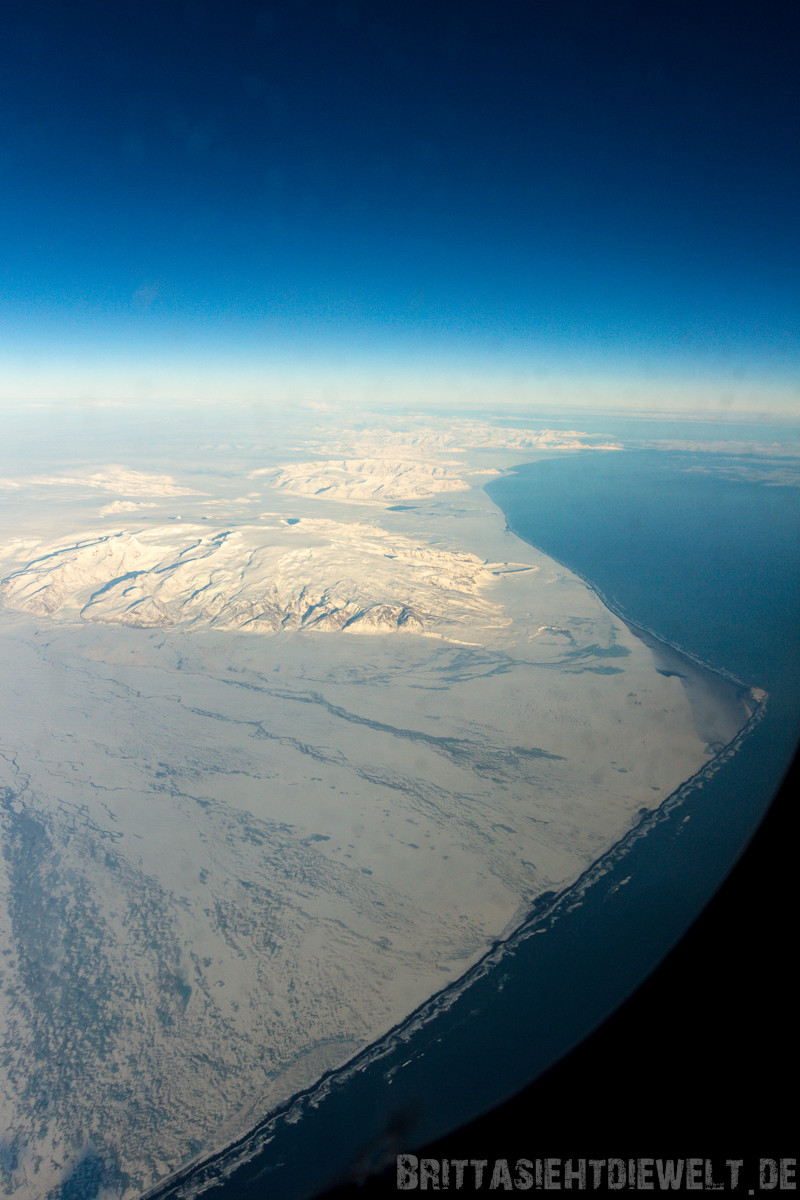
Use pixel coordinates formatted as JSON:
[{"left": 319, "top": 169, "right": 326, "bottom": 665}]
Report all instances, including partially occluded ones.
[{"left": 2, "top": 0, "right": 798, "bottom": 404}]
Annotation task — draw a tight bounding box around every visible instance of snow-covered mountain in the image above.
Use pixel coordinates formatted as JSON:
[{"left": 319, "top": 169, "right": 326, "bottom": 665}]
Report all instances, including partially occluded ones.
[
  {"left": 0, "top": 518, "right": 511, "bottom": 639},
  {"left": 251, "top": 457, "right": 470, "bottom": 501}
]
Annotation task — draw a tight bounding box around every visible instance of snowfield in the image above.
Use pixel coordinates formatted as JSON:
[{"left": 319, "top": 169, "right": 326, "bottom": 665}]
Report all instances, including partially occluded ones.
[{"left": 0, "top": 415, "right": 752, "bottom": 1199}]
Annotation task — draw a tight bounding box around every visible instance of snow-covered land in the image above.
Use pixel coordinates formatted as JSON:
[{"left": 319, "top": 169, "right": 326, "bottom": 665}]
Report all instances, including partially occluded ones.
[{"left": 0, "top": 413, "right": 751, "bottom": 1198}]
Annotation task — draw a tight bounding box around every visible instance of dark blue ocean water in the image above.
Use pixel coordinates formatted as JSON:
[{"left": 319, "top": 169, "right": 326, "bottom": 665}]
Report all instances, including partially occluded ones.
[{"left": 148, "top": 450, "right": 800, "bottom": 1200}]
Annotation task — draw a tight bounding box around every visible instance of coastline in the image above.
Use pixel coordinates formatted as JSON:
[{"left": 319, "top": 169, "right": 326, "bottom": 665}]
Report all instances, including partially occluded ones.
[
  {"left": 1, "top": 445, "right": 776, "bottom": 1200},
  {"left": 142, "top": 699, "right": 766, "bottom": 1200},
  {"left": 140, "top": 478, "right": 764, "bottom": 1200},
  {"left": 498, "top": 504, "right": 759, "bottom": 695}
]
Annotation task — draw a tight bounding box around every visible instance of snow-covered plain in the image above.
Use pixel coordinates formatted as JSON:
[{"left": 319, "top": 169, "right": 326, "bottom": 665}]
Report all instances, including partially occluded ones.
[{"left": 0, "top": 415, "right": 752, "bottom": 1198}]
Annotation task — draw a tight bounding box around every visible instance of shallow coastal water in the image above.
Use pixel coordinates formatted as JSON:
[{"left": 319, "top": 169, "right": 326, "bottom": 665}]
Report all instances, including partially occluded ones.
[{"left": 146, "top": 450, "right": 800, "bottom": 1200}]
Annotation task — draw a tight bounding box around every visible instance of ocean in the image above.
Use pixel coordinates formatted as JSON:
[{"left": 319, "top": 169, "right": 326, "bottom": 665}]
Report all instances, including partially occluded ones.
[{"left": 146, "top": 448, "right": 800, "bottom": 1200}]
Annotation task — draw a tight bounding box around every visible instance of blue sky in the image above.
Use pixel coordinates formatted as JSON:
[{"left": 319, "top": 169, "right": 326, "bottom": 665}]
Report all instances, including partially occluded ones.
[{"left": 2, "top": 0, "right": 798, "bottom": 413}]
